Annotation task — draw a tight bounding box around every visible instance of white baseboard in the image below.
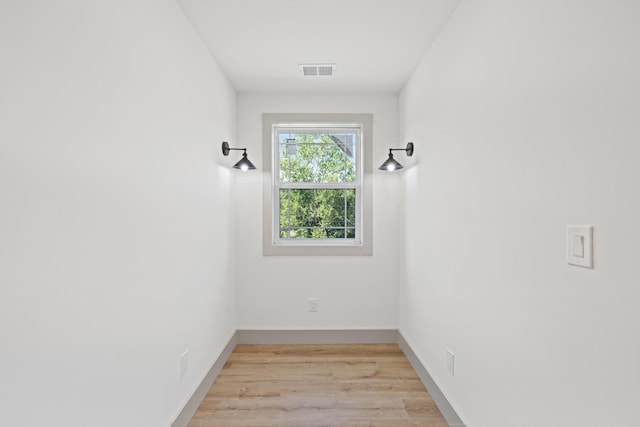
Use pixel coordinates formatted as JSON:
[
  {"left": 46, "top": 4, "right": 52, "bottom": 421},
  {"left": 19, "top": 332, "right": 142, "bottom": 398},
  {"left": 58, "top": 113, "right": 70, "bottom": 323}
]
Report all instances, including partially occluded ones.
[
  {"left": 170, "top": 331, "right": 238, "bottom": 427},
  {"left": 171, "top": 329, "right": 465, "bottom": 427}
]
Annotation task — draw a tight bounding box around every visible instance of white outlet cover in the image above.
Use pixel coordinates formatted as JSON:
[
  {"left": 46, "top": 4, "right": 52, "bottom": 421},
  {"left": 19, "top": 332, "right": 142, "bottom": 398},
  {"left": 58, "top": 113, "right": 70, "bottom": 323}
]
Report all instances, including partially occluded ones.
[
  {"left": 567, "top": 225, "right": 593, "bottom": 268},
  {"left": 446, "top": 349, "right": 455, "bottom": 376},
  {"left": 180, "top": 351, "right": 189, "bottom": 378}
]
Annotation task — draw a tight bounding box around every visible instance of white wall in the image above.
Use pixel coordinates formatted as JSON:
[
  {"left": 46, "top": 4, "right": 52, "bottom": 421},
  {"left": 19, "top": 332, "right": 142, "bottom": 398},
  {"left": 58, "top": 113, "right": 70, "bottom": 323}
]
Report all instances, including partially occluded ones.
[
  {"left": 0, "top": 1, "right": 236, "bottom": 426},
  {"left": 399, "top": 1, "right": 640, "bottom": 426},
  {"left": 235, "top": 93, "right": 400, "bottom": 329}
]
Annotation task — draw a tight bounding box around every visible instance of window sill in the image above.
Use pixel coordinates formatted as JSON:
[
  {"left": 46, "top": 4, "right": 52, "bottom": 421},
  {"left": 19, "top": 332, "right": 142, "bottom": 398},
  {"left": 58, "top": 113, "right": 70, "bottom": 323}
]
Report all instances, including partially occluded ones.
[{"left": 262, "top": 241, "right": 373, "bottom": 256}]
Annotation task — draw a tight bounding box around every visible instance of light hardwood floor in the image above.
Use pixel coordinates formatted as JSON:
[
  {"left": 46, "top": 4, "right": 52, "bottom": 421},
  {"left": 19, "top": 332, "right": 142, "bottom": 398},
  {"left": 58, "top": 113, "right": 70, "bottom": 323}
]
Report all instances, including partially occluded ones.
[{"left": 188, "top": 344, "right": 449, "bottom": 427}]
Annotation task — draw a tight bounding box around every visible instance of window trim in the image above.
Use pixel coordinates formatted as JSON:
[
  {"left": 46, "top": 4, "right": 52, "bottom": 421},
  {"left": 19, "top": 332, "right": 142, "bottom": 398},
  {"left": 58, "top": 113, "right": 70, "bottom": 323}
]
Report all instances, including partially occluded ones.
[{"left": 262, "top": 113, "right": 373, "bottom": 256}]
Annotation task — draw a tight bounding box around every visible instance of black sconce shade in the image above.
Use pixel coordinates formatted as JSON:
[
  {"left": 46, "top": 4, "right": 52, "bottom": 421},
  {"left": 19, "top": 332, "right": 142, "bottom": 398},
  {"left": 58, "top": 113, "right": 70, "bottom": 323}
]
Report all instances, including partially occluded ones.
[
  {"left": 379, "top": 153, "right": 404, "bottom": 171},
  {"left": 233, "top": 152, "right": 256, "bottom": 171}
]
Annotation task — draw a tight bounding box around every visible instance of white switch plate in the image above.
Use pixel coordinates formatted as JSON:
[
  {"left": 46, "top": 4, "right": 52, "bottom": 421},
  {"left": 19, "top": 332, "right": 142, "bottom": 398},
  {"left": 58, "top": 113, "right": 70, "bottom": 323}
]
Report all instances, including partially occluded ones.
[
  {"left": 567, "top": 225, "right": 593, "bottom": 268},
  {"left": 308, "top": 298, "right": 318, "bottom": 312}
]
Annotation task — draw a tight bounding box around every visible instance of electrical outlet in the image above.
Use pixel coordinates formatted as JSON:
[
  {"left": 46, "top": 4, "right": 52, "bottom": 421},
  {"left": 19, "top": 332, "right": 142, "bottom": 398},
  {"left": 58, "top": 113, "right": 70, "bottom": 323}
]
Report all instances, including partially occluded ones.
[
  {"left": 180, "top": 350, "right": 189, "bottom": 378},
  {"left": 308, "top": 298, "right": 318, "bottom": 312},
  {"left": 446, "top": 349, "right": 455, "bottom": 376}
]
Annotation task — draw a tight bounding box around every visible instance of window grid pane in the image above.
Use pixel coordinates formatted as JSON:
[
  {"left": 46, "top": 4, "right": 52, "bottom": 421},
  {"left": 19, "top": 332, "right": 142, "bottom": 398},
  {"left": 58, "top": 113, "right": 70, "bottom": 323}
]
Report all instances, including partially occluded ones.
[
  {"left": 279, "top": 189, "right": 356, "bottom": 239},
  {"left": 277, "top": 131, "right": 357, "bottom": 184}
]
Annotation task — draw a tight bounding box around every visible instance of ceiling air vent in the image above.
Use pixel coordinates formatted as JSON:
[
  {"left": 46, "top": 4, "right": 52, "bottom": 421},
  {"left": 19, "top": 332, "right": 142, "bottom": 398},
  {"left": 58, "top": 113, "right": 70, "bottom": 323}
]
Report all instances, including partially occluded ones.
[{"left": 299, "top": 63, "right": 336, "bottom": 77}]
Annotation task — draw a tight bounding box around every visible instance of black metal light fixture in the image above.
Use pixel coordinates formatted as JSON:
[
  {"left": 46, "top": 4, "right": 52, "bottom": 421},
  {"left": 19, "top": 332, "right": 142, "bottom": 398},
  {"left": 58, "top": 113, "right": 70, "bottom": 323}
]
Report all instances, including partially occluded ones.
[
  {"left": 221, "top": 141, "right": 256, "bottom": 171},
  {"left": 378, "top": 142, "right": 414, "bottom": 171}
]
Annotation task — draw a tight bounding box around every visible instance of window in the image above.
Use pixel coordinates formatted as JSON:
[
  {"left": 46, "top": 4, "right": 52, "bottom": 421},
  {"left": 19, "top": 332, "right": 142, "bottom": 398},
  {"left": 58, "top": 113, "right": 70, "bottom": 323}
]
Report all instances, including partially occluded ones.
[
  {"left": 276, "top": 127, "right": 359, "bottom": 241},
  {"left": 263, "top": 114, "right": 373, "bottom": 256}
]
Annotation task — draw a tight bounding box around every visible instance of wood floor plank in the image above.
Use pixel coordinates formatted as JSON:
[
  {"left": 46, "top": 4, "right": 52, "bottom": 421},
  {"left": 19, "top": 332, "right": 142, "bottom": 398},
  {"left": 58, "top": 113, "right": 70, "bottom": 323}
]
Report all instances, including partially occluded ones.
[{"left": 188, "top": 344, "right": 448, "bottom": 427}]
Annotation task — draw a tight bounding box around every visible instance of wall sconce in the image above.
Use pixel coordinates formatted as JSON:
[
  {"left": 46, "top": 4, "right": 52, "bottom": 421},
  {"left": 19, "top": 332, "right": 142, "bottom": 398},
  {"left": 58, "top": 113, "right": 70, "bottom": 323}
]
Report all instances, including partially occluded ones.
[
  {"left": 378, "top": 142, "right": 414, "bottom": 171},
  {"left": 222, "top": 141, "right": 256, "bottom": 171}
]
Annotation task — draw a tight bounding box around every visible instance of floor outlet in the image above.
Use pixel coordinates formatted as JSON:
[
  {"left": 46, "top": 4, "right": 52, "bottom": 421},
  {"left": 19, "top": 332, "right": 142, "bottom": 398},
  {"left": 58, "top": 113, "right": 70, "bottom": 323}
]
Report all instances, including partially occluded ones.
[
  {"left": 308, "top": 298, "right": 318, "bottom": 312},
  {"left": 446, "top": 349, "right": 455, "bottom": 376}
]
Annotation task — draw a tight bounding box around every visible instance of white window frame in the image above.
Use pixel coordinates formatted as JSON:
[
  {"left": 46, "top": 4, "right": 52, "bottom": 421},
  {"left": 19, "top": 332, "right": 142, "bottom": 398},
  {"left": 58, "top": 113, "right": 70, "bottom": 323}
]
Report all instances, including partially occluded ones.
[
  {"left": 262, "top": 113, "right": 373, "bottom": 256},
  {"left": 275, "top": 125, "right": 362, "bottom": 245}
]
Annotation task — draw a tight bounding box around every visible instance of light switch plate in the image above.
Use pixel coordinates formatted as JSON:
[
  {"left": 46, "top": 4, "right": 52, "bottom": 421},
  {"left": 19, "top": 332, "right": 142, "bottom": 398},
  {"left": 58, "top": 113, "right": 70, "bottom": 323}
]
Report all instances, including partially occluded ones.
[{"left": 567, "top": 225, "right": 593, "bottom": 268}]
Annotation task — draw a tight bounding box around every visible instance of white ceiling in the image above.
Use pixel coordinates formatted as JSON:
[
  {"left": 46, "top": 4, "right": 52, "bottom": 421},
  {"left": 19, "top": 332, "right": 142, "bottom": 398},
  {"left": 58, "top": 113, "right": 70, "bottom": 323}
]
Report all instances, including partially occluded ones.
[{"left": 178, "top": 0, "right": 460, "bottom": 93}]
